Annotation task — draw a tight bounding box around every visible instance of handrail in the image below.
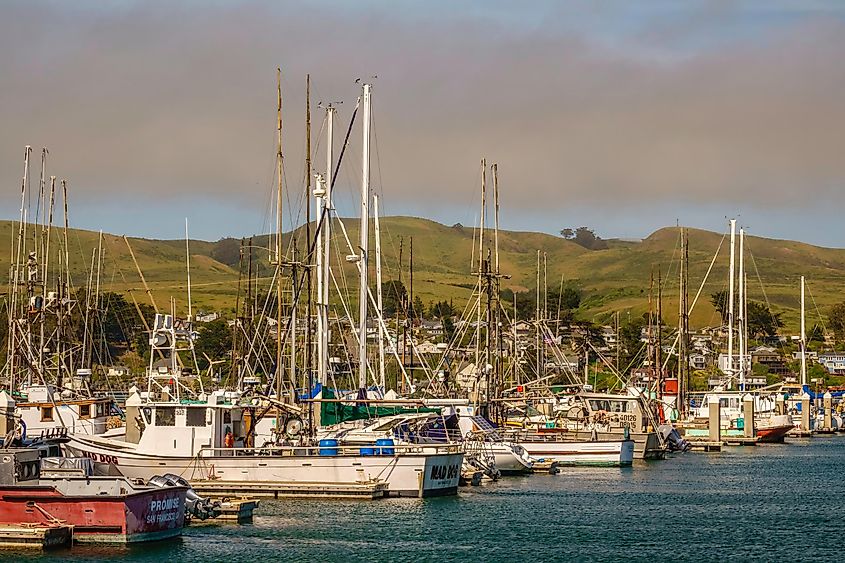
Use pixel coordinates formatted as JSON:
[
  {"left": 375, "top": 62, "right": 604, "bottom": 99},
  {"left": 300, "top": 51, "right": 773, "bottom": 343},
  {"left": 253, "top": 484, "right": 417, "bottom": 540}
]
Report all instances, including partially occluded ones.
[{"left": 196, "top": 442, "right": 464, "bottom": 458}]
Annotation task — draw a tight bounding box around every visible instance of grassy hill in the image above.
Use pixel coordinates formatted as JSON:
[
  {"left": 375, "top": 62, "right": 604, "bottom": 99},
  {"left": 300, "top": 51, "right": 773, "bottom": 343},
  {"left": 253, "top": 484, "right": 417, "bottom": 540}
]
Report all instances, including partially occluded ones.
[{"left": 2, "top": 217, "right": 842, "bottom": 334}]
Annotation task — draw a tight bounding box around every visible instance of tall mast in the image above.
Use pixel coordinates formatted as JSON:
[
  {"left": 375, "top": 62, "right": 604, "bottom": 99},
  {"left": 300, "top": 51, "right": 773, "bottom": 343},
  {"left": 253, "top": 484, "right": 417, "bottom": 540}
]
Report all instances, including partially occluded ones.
[
  {"left": 316, "top": 104, "right": 335, "bottom": 387},
  {"left": 656, "top": 268, "right": 662, "bottom": 398},
  {"left": 374, "top": 195, "right": 386, "bottom": 390},
  {"left": 304, "top": 74, "right": 312, "bottom": 393},
  {"left": 275, "top": 68, "right": 284, "bottom": 400},
  {"left": 678, "top": 228, "right": 689, "bottom": 415},
  {"left": 727, "top": 218, "right": 736, "bottom": 386},
  {"left": 492, "top": 163, "right": 500, "bottom": 275},
  {"left": 800, "top": 275, "right": 807, "bottom": 387},
  {"left": 357, "top": 82, "right": 372, "bottom": 390},
  {"left": 474, "top": 159, "right": 486, "bottom": 386},
  {"left": 737, "top": 227, "right": 745, "bottom": 390}
]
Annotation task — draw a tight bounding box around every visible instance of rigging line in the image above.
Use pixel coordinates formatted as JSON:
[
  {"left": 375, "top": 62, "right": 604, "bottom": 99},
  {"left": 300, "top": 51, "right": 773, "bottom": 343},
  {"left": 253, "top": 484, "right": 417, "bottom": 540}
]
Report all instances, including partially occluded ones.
[
  {"left": 805, "top": 282, "right": 827, "bottom": 335},
  {"left": 745, "top": 242, "right": 788, "bottom": 356}
]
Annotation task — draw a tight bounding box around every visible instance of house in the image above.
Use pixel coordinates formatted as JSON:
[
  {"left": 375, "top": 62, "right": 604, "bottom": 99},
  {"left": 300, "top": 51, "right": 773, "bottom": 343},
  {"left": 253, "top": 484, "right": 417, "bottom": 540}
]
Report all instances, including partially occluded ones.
[
  {"left": 750, "top": 346, "right": 789, "bottom": 376},
  {"left": 818, "top": 353, "right": 845, "bottom": 375},
  {"left": 195, "top": 311, "right": 220, "bottom": 323},
  {"left": 689, "top": 353, "right": 708, "bottom": 371}
]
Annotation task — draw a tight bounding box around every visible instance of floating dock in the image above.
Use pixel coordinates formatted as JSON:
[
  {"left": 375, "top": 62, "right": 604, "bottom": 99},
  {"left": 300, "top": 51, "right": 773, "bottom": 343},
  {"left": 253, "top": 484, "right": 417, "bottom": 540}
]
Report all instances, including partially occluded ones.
[
  {"left": 0, "top": 524, "right": 73, "bottom": 548},
  {"left": 530, "top": 460, "right": 560, "bottom": 474},
  {"left": 686, "top": 441, "right": 722, "bottom": 452},
  {"left": 189, "top": 480, "right": 388, "bottom": 500}
]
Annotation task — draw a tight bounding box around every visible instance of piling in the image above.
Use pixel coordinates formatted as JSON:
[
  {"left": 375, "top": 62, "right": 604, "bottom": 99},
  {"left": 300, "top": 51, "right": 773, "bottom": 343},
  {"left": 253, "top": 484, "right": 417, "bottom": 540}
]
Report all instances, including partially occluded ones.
[
  {"left": 800, "top": 393, "right": 811, "bottom": 433},
  {"left": 708, "top": 400, "right": 721, "bottom": 443},
  {"left": 775, "top": 395, "right": 785, "bottom": 416},
  {"left": 742, "top": 394, "right": 755, "bottom": 438},
  {"left": 823, "top": 392, "right": 833, "bottom": 432}
]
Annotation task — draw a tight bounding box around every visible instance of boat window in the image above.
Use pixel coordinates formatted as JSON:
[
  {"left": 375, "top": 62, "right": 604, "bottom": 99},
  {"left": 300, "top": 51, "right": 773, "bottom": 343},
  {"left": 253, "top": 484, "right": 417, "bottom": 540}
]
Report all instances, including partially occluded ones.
[
  {"left": 719, "top": 398, "right": 730, "bottom": 408},
  {"left": 589, "top": 400, "right": 633, "bottom": 413},
  {"left": 156, "top": 407, "right": 176, "bottom": 426},
  {"left": 41, "top": 406, "right": 53, "bottom": 422},
  {"left": 80, "top": 404, "right": 91, "bottom": 419},
  {"left": 186, "top": 407, "right": 206, "bottom": 427},
  {"left": 223, "top": 411, "right": 232, "bottom": 424}
]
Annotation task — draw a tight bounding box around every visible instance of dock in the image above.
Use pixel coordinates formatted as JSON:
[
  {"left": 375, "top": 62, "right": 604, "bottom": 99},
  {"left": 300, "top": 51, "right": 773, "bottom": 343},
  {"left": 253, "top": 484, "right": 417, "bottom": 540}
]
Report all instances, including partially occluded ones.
[
  {"left": 722, "top": 436, "right": 759, "bottom": 446},
  {"left": 0, "top": 524, "right": 73, "bottom": 548},
  {"left": 189, "top": 480, "right": 388, "bottom": 500},
  {"left": 686, "top": 441, "right": 722, "bottom": 452}
]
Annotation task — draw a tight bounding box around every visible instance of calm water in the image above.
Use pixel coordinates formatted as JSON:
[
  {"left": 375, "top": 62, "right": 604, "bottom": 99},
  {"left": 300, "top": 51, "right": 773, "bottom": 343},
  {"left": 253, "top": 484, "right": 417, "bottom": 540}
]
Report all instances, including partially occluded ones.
[{"left": 9, "top": 436, "right": 844, "bottom": 562}]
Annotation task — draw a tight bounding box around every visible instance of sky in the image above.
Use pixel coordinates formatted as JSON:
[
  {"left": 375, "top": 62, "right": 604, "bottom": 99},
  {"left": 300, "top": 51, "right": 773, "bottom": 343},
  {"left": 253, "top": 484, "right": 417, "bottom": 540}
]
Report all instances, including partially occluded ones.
[{"left": 1, "top": 1, "right": 844, "bottom": 246}]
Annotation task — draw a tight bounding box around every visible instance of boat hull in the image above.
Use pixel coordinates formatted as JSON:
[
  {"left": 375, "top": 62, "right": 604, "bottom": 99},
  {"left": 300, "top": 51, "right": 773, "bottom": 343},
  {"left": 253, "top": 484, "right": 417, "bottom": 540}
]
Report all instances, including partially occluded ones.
[
  {"left": 515, "top": 439, "right": 635, "bottom": 467},
  {"left": 0, "top": 485, "right": 186, "bottom": 543},
  {"left": 66, "top": 435, "right": 462, "bottom": 498}
]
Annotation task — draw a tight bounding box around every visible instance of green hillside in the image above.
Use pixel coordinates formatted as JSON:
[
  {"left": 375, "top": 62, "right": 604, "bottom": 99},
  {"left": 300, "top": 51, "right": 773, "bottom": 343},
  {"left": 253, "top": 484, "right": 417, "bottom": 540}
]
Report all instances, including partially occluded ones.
[{"left": 2, "top": 217, "right": 842, "bottom": 334}]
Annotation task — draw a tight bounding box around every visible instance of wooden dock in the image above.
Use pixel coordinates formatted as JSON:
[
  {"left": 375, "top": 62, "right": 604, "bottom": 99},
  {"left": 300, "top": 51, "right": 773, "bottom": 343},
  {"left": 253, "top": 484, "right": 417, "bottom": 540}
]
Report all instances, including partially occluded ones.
[
  {"left": 189, "top": 480, "right": 388, "bottom": 500},
  {"left": 0, "top": 524, "right": 73, "bottom": 548},
  {"left": 723, "top": 436, "right": 759, "bottom": 446},
  {"left": 686, "top": 441, "right": 722, "bottom": 452}
]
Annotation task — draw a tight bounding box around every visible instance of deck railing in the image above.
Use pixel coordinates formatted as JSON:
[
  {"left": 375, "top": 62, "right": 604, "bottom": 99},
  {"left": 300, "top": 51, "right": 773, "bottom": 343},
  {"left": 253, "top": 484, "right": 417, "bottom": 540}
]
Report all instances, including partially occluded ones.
[{"left": 196, "top": 442, "right": 464, "bottom": 458}]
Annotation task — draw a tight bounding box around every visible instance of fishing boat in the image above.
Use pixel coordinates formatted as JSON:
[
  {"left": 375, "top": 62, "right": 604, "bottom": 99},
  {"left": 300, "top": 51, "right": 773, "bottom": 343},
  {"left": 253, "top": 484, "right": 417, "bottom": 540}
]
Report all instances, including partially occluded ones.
[
  {"left": 65, "top": 388, "right": 463, "bottom": 498},
  {"left": 0, "top": 443, "right": 190, "bottom": 543}
]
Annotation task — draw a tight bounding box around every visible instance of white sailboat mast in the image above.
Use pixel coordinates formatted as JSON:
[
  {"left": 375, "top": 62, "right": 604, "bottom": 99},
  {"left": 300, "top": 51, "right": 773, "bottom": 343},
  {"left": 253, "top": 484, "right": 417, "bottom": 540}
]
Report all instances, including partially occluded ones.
[
  {"left": 357, "top": 83, "right": 372, "bottom": 390},
  {"left": 185, "top": 218, "right": 192, "bottom": 320},
  {"left": 315, "top": 105, "right": 334, "bottom": 387},
  {"left": 727, "top": 219, "right": 736, "bottom": 385}
]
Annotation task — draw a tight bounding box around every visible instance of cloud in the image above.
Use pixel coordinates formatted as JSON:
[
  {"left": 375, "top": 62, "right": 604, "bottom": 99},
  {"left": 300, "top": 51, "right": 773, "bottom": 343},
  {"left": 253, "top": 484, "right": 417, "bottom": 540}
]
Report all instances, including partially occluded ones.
[{"left": 1, "top": 1, "right": 843, "bottom": 232}]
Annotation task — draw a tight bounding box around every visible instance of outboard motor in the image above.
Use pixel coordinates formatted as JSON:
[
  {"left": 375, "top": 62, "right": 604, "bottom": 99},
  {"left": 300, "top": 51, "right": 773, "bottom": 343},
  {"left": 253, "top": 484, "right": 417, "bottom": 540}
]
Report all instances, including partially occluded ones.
[
  {"left": 149, "top": 474, "right": 222, "bottom": 521},
  {"left": 658, "top": 424, "right": 691, "bottom": 452},
  {"left": 163, "top": 473, "right": 222, "bottom": 520}
]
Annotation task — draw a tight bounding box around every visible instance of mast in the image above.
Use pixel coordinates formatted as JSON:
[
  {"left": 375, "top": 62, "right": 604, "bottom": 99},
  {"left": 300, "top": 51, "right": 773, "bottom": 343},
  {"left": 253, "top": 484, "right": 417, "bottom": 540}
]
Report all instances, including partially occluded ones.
[
  {"left": 738, "top": 227, "right": 745, "bottom": 390},
  {"left": 374, "top": 195, "right": 386, "bottom": 390},
  {"left": 800, "top": 275, "right": 807, "bottom": 387},
  {"left": 656, "top": 267, "right": 662, "bottom": 399},
  {"left": 678, "top": 228, "right": 689, "bottom": 415},
  {"left": 275, "top": 67, "right": 284, "bottom": 401},
  {"left": 357, "top": 82, "right": 372, "bottom": 390},
  {"left": 304, "top": 74, "right": 313, "bottom": 394},
  {"left": 475, "top": 159, "right": 486, "bottom": 392},
  {"left": 315, "top": 104, "right": 335, "bottom": 387},
  {"left": 727, "top": 218, "right": 736, "bottom": 386}
]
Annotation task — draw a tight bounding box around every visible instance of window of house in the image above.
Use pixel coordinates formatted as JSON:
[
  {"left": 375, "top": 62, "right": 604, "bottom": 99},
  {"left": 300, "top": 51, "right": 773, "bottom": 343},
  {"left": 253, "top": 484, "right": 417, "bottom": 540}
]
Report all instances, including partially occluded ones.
[
  {"left": 186, "top": 408, "right": 206, "bottom": 427},
  {"left": 41, "top": 407, "right": 53, "bottom": 422},
  {"left": 79, "top": 404, "right": 91, "bottom": 419},
  {"left": 155, "top": 407, "right": 176, "bottom": 427}
]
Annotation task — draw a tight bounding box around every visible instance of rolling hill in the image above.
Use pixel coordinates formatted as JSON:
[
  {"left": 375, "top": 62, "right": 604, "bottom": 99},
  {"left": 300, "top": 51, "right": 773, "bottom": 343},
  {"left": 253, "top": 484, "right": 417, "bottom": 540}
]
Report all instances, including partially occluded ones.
[{"left": 1, "top": 217, "right": 842, "bottom": 334}]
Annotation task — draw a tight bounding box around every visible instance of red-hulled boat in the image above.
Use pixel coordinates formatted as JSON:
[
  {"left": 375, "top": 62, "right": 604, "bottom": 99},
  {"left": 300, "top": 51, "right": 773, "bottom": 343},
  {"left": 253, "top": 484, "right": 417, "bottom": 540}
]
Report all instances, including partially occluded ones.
[
  {"left": 755, "top": 414, "right": 794, "bottom": 443},
  {"left": 0, "top": 446, "right": 188, "bottom": 543}
]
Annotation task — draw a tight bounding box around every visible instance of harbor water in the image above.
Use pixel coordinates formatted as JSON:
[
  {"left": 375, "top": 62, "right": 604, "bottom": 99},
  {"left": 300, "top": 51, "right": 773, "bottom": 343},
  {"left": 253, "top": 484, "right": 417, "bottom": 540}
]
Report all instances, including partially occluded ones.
[{"left": 11, "top": 436, "right": 843, "bottom": 562}]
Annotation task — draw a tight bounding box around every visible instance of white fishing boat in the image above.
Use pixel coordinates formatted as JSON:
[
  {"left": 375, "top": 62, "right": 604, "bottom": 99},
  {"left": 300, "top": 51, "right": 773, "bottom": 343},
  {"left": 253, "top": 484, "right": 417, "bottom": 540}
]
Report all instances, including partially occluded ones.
[{"left": 65, "top": 389, "right": 463, "bottom": 498}]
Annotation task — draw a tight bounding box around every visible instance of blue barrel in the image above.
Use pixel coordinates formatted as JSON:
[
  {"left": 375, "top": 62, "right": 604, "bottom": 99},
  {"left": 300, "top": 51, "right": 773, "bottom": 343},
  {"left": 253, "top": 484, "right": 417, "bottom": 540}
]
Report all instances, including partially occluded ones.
[
  {"left": 318, "top": 439, "right": 338, "bottom": 456},
  {"left": 359, "top": 446, "right": 376, "bottom": 456},
  {"left": 376, "top": 438, "right": 395, "bottom": 455}
]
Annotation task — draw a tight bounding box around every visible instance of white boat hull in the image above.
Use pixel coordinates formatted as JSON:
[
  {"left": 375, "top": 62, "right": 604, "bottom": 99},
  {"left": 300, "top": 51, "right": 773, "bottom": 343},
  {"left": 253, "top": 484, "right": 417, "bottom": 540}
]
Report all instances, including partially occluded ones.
[
  {"left": 65, "top": 434, "right": 462, "bottom": 498},
  {"left": 515, "top": 439, "right": 635, "bottom": 467}
]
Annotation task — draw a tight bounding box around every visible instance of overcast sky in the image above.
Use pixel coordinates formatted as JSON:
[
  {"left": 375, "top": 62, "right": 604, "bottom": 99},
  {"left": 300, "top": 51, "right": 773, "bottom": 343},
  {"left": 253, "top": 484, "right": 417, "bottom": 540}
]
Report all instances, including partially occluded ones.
[{"left": 1, "top": 1, "right": 843, "bottom": 245}]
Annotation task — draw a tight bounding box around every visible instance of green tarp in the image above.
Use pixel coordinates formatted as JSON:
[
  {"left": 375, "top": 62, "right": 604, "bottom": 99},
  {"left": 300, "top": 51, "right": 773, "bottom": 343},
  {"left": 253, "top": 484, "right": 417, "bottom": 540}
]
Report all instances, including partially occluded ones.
[{"left": 319, "top": 388, "right": 439, "bottom": 426}]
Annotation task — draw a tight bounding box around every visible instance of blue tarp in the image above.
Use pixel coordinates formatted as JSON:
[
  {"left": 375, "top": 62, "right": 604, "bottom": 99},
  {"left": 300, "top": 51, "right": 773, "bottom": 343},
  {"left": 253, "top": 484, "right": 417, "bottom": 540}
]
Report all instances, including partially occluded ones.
[{"left": 801, "top": 385, "right": 845, "bottom": 400}]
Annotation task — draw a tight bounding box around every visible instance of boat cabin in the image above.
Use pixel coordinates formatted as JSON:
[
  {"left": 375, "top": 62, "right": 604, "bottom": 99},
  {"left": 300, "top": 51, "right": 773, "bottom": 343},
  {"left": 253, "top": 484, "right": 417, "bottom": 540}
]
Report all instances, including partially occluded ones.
[{"left": 125, "top": 390, "right": 248, "bottom": 456}]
